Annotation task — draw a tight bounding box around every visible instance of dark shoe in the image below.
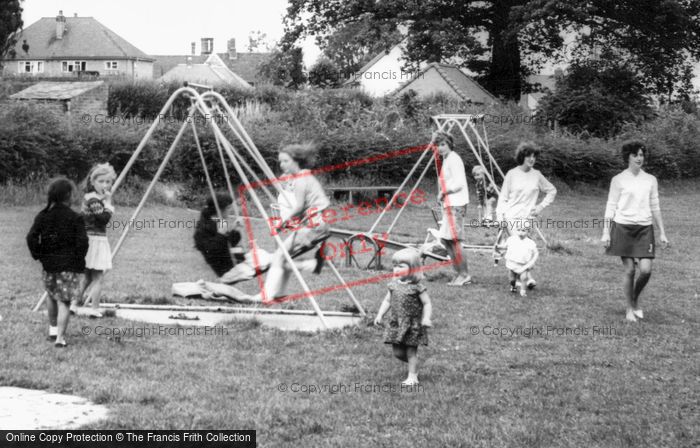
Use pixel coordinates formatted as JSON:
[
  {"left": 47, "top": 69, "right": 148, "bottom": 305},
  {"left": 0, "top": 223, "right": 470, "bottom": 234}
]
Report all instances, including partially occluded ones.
[
  {"left": 55, "top": 341, "right": 67, "bottom": 348},
  {"left": 313, "top": 245, "right": 326, "bottom": 275},
  {"left": 47, "top": 335, "right": 57, "bottom": 342}
]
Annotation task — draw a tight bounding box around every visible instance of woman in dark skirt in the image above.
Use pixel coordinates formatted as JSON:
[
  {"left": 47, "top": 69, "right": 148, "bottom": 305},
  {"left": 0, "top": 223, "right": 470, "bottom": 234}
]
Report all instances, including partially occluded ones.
[{"left": 601, "top": 141, "right": 669, "bottom": 322}]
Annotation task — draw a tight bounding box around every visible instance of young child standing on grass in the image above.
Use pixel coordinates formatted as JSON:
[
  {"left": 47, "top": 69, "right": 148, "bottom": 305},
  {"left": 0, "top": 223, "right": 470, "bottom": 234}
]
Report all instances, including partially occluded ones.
[
  {"left": 27, "top": 177, "right": 89, "bottom": 347},
  {"left": 500, "top": 220, "right": 539, "bottom": 297},
  {"left": 73, "top": 163, "right": 117, "bottom": 318},
  {"left": 375, "top": 248, "right": 432, "bottom": 386},
  {"left": 472, "top": 165, "right": 498, "bottom": 225}
]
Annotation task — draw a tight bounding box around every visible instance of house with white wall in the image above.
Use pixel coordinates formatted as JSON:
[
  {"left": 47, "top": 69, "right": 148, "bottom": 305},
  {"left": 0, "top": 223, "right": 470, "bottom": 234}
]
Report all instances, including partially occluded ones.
[{"left": 1, "top": 11, "right": 153, "bottom": 79}]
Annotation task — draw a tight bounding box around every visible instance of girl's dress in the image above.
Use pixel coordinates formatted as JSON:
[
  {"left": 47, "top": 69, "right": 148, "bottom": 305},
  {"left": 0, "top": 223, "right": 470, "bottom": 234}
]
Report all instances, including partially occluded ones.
[
  {"left": 83, "top": 192, "right": 113, "bottom": 271},
  {"left": 384, "top": 280, "right": 428, "bottom": 347}
]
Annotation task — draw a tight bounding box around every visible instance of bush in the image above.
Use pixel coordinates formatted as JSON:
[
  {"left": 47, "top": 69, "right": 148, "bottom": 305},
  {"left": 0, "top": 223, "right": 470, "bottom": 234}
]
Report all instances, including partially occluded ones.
[
  {"left": 308, "top": 58, "right": 342, "bottom": 88},
  {"left": 2, "top": 87, "right": 700, "bottom": 193}
]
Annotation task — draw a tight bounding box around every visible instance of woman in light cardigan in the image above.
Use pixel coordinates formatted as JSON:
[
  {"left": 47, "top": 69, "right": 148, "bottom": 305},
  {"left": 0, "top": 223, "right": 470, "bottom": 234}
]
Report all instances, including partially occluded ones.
[
  {"left": 496, "top": 142, "right": 557, "bottom": 226},
  {"left": 495, "top": 142, "right": 556, "bottom": 279},
  {"left": 602, "top": 140, "right": 669, "bottom": 322}
]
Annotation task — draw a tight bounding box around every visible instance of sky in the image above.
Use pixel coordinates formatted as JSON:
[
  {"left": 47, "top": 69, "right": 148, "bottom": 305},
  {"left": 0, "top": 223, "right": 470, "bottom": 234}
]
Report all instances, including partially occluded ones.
[{"left": 20, "top": 0, "right": 322, "bottom": 63}]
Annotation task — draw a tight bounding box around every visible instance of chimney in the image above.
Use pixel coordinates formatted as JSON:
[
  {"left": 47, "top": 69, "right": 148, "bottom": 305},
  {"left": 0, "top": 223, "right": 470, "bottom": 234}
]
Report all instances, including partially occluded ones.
[
  {"left": 201, "top": 38, "right": 213, "bottom": 55},
  {"left": 227, "top": 38, "right": 237, "bottom": 60},
  {"left": 56, "top": 10, "right": 66, "bottom": 40},
  {"left": 191, "top": 42, "right": 196, "bottom": 56}
]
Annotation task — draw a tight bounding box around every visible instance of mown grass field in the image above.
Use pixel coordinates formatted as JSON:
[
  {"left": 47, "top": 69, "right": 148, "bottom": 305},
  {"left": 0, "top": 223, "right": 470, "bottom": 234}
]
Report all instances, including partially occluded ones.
[{"left": 1, "top": 181, "right": 698, "bottom": 447}]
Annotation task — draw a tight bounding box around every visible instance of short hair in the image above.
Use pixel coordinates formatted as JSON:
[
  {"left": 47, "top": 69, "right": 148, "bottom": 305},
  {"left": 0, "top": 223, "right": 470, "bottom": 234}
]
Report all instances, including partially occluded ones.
[
  {"left": 280, "top": 143, "right": 318, "bottom": 169},
  {"left": 472, "top": 165, "right": 486, "bottom": 177},
  {"left": 391, "top": 247, "right": 423, "bottom": 283},
  {"left": 620, "top": 140, "right": 646, "bottom": 164},
  {"left": 432, "top": 131, "right": 454, "bottom": 150},
  {"left": 202, "top": 192, "right": 233, "bottom": 219},
  {"left": 515, "top": 141, "right": 541, "bottom": 165}
]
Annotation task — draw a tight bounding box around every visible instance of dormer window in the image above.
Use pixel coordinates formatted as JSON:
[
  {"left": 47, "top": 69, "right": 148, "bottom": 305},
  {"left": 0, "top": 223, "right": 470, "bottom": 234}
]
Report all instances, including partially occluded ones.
[
  {"left": 105, "top": 61, "right": 119, "bottom": 70},
  {"left": 62, "top": 60, "right": 86, "bottom": 72}
]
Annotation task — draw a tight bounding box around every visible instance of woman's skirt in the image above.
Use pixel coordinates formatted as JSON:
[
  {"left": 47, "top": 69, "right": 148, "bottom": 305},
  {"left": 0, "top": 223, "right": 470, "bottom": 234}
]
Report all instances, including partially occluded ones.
[{"left": 606, "top": 222, "right": 655, "bottom": 258}]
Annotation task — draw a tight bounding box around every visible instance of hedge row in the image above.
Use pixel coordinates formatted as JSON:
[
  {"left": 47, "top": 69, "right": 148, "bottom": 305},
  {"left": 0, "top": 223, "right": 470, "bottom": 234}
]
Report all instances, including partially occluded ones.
[{"left": 2, "top": 85, "right": 700, "bottom": 193}]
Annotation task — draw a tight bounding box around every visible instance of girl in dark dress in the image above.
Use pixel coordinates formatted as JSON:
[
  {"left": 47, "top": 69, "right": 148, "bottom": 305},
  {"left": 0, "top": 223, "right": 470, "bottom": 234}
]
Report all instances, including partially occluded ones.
[{"left": 375, "top": 248, "right": 433, "bottom": 386}]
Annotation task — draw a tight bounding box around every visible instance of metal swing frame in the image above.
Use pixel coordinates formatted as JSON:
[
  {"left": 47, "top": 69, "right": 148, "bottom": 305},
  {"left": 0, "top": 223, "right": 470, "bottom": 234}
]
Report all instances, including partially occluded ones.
[{"left": 32, "top": 85, "right": 365, "bottom": 330}]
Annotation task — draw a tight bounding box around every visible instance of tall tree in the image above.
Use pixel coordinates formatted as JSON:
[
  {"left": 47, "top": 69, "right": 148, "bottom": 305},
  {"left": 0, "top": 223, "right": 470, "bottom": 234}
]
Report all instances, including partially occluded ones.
[
  {"left": 283, "top": 0, "right": 700, "bottom": 100},
  {"left": 0, "top": 0, "right": 24, "bottom": 64}
]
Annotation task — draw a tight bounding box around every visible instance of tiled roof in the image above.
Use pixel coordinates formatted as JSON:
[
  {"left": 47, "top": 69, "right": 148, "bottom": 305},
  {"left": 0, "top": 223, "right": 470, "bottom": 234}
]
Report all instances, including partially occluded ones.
[
  {"left": 152, "top": 52, "right": 269, "bottom": 83},
  {"left": 152, "top": 55, "right": 207, "bottom": 78},
  {"left": 395, "top": 63, "right": 498, "bottom": 103},
  {"left": 6, "top": 17, "right": 152, "bottom": 61},
  {"left": 158, "top": 64, "right": 251, "bottom": 89},
  {"left": 216, "top": 52, "right": 269, "bottom": 83},
  {"left": 10, "top": 81, "right": 105, "bottom": 100}
]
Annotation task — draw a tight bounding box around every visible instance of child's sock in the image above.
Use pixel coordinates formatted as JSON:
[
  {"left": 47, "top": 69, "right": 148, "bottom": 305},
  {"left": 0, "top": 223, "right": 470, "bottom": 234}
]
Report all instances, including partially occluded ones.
[{"left": 49, "top": 326, "right": 58, "bottom": 336}]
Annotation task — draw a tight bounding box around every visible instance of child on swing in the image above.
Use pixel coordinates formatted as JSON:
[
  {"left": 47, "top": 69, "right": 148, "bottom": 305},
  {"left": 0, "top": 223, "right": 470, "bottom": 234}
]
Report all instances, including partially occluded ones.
[
  {"left": 472, "top": 165, "right": 498, "bottom": 225},
  {"left": 72, "top": 163, "right": 117, "bottom": 318},
  {"left": 499, "top": 220, "right": 539, "bottom": 297},
  {"left": 27, "top": 178, "right": 89, "bottom": 347},
  {"left": 375, "top": 248, "right": 433, "bottom": 386},
  {"left": 194, "top": 192, "right": 244, "bottom": 278}
]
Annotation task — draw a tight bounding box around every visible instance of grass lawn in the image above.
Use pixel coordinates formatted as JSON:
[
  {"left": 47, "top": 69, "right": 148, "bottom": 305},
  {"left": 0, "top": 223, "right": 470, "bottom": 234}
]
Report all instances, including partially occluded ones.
[{"left": 1, "top": 181, "right": 698, "bottom": 447}]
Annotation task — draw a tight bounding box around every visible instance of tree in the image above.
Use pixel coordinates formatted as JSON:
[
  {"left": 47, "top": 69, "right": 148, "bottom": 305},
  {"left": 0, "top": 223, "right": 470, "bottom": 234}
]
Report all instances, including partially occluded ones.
[
  {"left": 283, "top": 0, "right": 700, "bottom": 101},
  {"left": 314, "top": 18, "right": 402, "bottom": 78},
  {"left": 308, "top": 58, "right": 341, "bottom": 88},
  {"left": 0, "top": 0, "right": 24, "bottom": 64},
  {"left": 536, "top": 50, "right": 655, "bottom": 138},
  {"left": 257, "top": 47, "right": 307, "bottom": 89},
  {"left": 247, "top": 30, "right": 271, "bottom": 52}
]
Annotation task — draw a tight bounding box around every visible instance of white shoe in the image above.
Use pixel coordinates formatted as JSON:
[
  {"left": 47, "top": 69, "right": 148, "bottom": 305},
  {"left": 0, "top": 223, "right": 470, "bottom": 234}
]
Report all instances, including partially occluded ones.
[
  {"left": 401, "top": 377, "right": 419, "bottom": 386},
  {"left": 519, "top": 289, "right": 527, "bottom": 298},
  {"left": 633, "top": 309, "right": 644, "bottom": 319},
  {"left": 625, "top": 309, "right": 638, "bottom": 322}
]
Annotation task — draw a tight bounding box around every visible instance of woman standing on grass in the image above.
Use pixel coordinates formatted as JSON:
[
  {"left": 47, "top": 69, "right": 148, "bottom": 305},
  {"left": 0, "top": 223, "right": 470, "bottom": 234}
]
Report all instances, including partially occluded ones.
[
  {"left": 495, "top": 141, "right": 557, "bottom": 274},
  {"left": 602, "top": 140, "right": 669, "bottom": 322},
  {"left": 433, "top": 131, "right": 472, "bottom": 286}
]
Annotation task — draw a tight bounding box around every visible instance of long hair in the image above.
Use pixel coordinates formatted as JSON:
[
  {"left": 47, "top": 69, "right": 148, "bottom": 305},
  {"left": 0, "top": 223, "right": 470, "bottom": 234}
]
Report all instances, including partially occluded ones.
[
  {"left": 43, "top": 177, "right": 76, "bottom": 212},
  {"left": 81, "top": 163, "right": 117, "bottom": 193},
  {"left": 392, "top": 248, "right": 423, "bottom": 283}
]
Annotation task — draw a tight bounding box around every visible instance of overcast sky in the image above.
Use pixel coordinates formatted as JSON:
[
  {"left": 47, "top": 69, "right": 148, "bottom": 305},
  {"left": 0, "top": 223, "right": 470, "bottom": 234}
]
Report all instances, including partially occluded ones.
[{"left": 21, "top": 0, "right": 322, "bottom": 63}]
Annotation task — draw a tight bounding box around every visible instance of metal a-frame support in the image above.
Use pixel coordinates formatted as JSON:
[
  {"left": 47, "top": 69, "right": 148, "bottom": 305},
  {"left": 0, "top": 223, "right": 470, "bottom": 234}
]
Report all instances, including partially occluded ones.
[{"left": 33, "top": 86, "right": 365, "bottom": 330}]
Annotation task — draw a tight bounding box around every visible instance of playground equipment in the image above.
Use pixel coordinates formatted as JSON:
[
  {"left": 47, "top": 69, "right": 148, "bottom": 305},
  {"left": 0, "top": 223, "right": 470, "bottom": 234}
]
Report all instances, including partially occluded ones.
[
  {"left": 333, "top": 113, "right": 548, "bottom": 270},
  {"left": 33, "top": 83, "right": 365, "bottom": 330}
]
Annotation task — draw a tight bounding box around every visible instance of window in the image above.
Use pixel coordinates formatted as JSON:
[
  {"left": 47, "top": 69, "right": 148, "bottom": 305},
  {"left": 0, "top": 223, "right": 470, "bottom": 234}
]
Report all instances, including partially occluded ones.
[
  {"left": 62, "top": 61, "right": 87, "bottom": 72},
  {"left": 105, "top": 61, "right": 119, "bottom": 70},
  {"left": 18, "top": 61, "right": 44, "bottom": 74}
]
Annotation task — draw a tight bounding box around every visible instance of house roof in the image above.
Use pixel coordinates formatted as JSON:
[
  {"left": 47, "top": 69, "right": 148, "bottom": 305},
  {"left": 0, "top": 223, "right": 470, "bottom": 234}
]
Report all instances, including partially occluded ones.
[
  {"left": 394, "top": 63, "right": 498, "bottom": 103},
  {"left": 152, "top": 52, "right": 269, "bottom": 83},
  {"left": 152, "top": 55, "right": 207, "bottom": 78},
  {"left": 6, "top": 16, "right": 152, "bottom": 61},
  {"left": 343, "top": 41, "right": 404, "bottom": 85},
  {"left": 158, "top": 64, "right": 251, "bottom": 89},
  {"left": 217, "top": 52, "right": 269, "bottom": 83},
  {"left": 10, "top": 81, "right": 105, "bottom": 100}
]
